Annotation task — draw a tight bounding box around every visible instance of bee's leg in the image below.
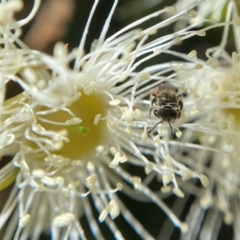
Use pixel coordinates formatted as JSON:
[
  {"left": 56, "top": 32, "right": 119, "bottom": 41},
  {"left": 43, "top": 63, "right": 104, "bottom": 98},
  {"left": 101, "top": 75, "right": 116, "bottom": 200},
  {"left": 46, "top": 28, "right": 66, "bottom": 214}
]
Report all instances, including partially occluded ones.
[
  {"left": 177, "top": 108, "right": 182, "bottom": 119},
  {"left": 168, "top": 120, "right": 173, "bottom": 137},
  {"left": 177, "top": 94, "right": 182, "bottom": 101},
  {"left": 149, "top": 96, "right": 156, "bottom": 118},
  {"left": 177, "top": 95, "right": 183, "bottom": 109},
  {"left": 179, "top": 100, "right": 183, "bottom": 110},
  {"left": 147, "top": 120, "right": 163, "bottom": 134},
  {"left": 177, "top": 95, "right": 183, "bottom": 119}
]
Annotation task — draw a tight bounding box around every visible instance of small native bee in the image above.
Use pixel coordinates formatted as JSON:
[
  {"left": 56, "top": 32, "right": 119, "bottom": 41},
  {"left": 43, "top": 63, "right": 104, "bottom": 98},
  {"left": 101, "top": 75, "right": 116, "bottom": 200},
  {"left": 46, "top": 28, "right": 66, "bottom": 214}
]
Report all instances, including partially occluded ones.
[{"left": 148, "top": 82, "right": 183, "bottom": 135}]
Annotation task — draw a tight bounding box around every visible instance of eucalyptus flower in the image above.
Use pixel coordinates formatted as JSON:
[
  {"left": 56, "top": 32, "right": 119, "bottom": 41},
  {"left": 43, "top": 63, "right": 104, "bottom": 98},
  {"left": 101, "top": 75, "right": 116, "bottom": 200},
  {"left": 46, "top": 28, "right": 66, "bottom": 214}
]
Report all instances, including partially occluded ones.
[
  {"left": 157, "top": 1, "right": 240, "bottom": 239},
  {"left": 0, "top": 0, "right": 210, "bottom": 239}
]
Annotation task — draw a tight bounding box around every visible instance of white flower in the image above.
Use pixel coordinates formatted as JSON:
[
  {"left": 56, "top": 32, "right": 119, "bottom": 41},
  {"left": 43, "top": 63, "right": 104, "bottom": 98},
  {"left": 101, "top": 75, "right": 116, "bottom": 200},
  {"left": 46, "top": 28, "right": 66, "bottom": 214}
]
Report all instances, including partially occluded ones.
[
  {"left": 0, "top": 0, "right": 211, "bottom": 239},
  {"left": 156, "top": 1, "right": 240, "bottom": 239}
]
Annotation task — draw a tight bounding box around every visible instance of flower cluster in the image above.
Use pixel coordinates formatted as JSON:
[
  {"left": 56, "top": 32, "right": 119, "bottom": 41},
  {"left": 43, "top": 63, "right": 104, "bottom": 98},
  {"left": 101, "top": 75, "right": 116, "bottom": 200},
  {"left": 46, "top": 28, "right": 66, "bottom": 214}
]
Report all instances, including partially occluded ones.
[
  {"left": 1, "top": 0, "right": 240, "bottom": 239},
  {"left": 176, "top": 2, "right": 240, "bottom": 239},
  {"left": 158, "top": 1, "right": 240, "bottom": 239}
]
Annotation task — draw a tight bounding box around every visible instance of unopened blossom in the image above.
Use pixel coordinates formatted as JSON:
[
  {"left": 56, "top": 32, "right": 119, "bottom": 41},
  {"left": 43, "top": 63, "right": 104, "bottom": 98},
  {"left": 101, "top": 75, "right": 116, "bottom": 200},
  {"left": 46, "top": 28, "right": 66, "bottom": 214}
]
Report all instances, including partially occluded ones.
[
  {"left": 156, "top": 1, "right": 240, "bottom": 239},
  {"left": 0, "top": 0, "right": 210, "bottom": 239}
]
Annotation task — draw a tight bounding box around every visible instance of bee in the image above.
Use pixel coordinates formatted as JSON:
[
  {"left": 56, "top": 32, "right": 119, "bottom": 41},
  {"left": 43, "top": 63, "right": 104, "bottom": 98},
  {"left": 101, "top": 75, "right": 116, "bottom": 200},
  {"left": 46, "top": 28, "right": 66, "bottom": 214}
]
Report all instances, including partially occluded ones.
[{"left": 148, "top": 82, "right": 183, "bottom": 136}]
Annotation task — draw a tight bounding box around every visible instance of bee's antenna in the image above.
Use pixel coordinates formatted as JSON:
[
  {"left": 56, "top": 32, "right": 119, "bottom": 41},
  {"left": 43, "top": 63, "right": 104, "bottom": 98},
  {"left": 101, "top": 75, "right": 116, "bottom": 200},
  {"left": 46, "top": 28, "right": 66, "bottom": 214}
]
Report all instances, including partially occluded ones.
[{"left": 147, "top": 120, "right": 163, "bottom": 135}]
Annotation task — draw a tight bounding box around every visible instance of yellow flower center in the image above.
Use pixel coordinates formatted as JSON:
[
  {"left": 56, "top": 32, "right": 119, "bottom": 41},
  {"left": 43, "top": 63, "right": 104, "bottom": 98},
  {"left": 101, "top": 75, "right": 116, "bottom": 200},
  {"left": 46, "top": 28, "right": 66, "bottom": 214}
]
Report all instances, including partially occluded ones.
[
  {"left": 216, "top": 72, "right": 240, "bottom": 131},
  {"left": 39, "top": 91, "right": 108, "bottom": 160},
  {"left": 0, "top": 91, "right": 109, "bottom": 191}
]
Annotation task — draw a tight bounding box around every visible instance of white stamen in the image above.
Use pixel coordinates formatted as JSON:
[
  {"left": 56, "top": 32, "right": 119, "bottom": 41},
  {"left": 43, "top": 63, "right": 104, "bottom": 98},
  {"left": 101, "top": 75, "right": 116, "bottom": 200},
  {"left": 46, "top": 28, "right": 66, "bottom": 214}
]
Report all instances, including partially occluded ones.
[
  {"left": 180, "top": 222, "right": 189, "bottom": 233},
  {"left": 200, "top": 174, "right": 209, "bottom": 187},
  {"left": 109, "top": 99, "right": 120, "bottom": 106},
  {"left": 41, "top": 176, "right": 56, "bottom": 186},
  {"left": 110, "top": 147, "right": 117, "bottom": 155},
  {"left": 32, "top": 169, "right": 45, "bottom": 178},
  {"left": 164, "top": 6, "right": 176, "bottom": 14},
  {"left": 188, "top": 50, "right": 197, "bottom": 59},
  {"left": 53, "top": 213, "right": 75, "bottom": 227},
  {"left": 224, "top": 211, "right": 233, "bottom": 225},
  {"left": 161, "top": 186, "right": 171, "bottom": 193},
  {"left": 200, "top": 195, "right": 213, "bottom": 209},
  {"left": 175, "top": 130, "right": 182, "bottom": 138},
  {"left": 109, "top": 200, "right": 120, "bottom": 219},
  {"left": 19, "top": 214, "right": 30, "bottom": 228},
  {"left": 55, "top": 176, "right": 64, "bottom": 185},
  {"left": 132, "top": 177, "right": 142, "bottom": 190},
  {"left": 173, "top": 188, "right": 184, "bottom": 198},
  {"left": 86, "top": 175, "right": 97, "bottom": 190},
  {"left": 98, "top": 208, "right": 108, "bottom": 222},
  {"left": 116, "top": 183, "right": 123, "bottom": 191},
  {"left": 197, "top": 30, "right": 206, "bottom": 36},
  {"left": 145, "top": 162, "right": 154, "bottom": 174},
  {"left": 94, "top": 114, "right": 101, "bottom": 125},
  {"left": 20, "top": 160, "right": 30, "bottom": 173},
  {"left": 165, "top": 155, "right": 173, "bottom": 168},
  {"left": 68, "top": 180, "right": 80, "bottom": 189},
  {"left": 194, "top": 63, "right": 203, "bottom": 69},
  {"left": 23, "top": 68, "right": 38, "bottom": 84}
]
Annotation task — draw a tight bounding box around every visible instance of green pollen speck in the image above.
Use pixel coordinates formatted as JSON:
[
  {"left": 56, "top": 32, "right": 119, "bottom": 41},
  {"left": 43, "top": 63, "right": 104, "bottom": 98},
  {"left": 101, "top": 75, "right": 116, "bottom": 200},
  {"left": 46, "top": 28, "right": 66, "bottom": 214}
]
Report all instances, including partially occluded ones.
[{"left": 68, "top": 125, "right": 90, "bottom": 136}]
